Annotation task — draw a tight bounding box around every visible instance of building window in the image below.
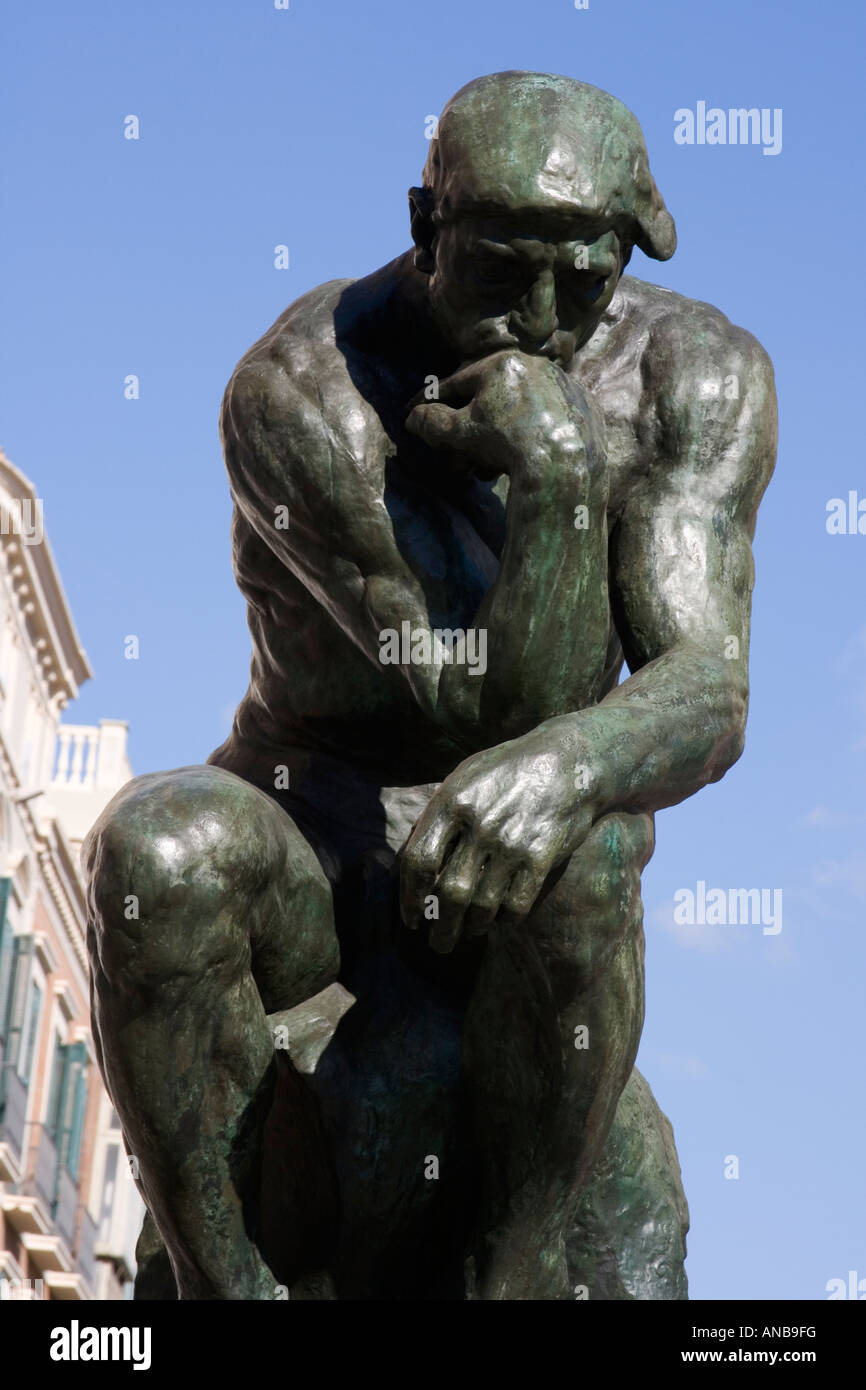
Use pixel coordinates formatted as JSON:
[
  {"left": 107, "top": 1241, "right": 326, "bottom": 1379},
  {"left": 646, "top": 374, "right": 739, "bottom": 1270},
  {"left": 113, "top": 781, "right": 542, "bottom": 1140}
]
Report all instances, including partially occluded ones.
[
  {"left": 99, "top": 1142, "right": 119, "bottom": 1242},
  {"left": 0, "top": 932, "right": 33, "bottom": 1071},
  {"left": 0, "top": 877, "right": 13, "bottom": 1058},
  {"left": 46, "top": 1036, "right": 88, "bottom": 1180},
  {"left": 18, "top": 979, "right": 42, "bottom": 1084},
  {"left": 46, "top": 1030, "right": 65, "bottom": 1132}
]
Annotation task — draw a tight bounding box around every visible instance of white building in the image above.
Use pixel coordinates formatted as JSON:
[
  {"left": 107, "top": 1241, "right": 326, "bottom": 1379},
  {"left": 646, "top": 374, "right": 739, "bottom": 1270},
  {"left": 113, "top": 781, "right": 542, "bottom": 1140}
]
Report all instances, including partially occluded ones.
[{"left": 0, "top": 446, "right": 144, "bottom": 1300}]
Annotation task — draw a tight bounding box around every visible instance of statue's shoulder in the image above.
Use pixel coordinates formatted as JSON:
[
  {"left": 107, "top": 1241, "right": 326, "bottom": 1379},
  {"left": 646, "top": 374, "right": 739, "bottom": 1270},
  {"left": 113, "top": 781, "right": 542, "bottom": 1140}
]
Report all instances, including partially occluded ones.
[
  {"left": 615, "top": 276, "right": 777, "bottom": 500},
  {"left": 616, "top": 274, "right": 774, "bottom": 393},
  {"left": 224, "top": 277, "right": 357, "bottom": 420}
]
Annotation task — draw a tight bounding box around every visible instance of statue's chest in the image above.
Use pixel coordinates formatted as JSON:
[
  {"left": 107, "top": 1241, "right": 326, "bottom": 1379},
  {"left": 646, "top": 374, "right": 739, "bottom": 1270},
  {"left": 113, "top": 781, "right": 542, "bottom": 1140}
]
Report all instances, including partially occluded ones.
[{"left": 383, "top": 467, "right": 499, "bottom": 629}]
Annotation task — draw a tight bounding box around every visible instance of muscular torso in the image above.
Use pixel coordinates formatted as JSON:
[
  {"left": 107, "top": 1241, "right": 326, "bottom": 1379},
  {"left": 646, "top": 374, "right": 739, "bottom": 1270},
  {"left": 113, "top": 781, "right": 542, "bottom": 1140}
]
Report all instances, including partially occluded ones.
[{"left": 209, "top": 260, "right": 740, "bottom": 787}]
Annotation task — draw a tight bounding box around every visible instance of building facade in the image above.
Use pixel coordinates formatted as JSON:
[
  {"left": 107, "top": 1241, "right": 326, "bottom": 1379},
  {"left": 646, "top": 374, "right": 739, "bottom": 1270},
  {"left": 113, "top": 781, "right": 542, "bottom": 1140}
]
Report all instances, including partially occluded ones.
[{"left": 0, "top": 447, "right": 143, "bottom": 1301}]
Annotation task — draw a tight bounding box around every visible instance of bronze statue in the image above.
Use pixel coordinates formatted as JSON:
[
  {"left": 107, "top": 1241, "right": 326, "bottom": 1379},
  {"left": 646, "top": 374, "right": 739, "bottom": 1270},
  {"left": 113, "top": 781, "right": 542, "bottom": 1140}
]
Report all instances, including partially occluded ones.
[{"left": 84, "top": 72, "right": 777, "bottom": 1300}]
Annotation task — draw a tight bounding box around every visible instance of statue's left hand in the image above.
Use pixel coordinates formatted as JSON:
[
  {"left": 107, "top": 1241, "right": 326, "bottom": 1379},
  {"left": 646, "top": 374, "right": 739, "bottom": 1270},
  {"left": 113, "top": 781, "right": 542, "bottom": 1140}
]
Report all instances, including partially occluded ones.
[{"left": 399, "top": 726, "right": 596, "bottom": 953}]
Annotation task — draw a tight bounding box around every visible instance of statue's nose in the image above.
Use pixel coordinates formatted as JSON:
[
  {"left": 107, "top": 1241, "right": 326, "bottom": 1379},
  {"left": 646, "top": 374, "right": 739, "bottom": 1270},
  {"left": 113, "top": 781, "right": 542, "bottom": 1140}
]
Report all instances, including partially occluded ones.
[{"left": 511, "top": 268, "right": 557, "bottom": 346}]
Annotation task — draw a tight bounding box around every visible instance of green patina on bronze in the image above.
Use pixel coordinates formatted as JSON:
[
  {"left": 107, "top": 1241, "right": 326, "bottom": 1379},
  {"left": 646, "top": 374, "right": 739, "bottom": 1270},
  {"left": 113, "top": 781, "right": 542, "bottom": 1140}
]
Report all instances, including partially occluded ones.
[{"left": 83, "top": 71, "right": 776, "bottom": 1300}]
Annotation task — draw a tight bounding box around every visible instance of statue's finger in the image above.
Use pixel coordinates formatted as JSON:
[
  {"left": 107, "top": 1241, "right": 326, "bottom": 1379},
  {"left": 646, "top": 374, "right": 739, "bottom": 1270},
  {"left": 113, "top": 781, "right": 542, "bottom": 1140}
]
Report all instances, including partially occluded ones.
[
  {"left": 406, "top": 402, "right": 476, "bottom": 453},
  {"left": 435, "top": 349, "right": 523, "bottom": 405},
  {"left": 501, "top": 862, "right": 546, "bottom": 920},
  {"left": 400, "top": 812, "right": 462, "bottom": 929},
  {"left": 465, "top": 856, "right": 512, "bottom": 935},
  {"left": 428, "top": 838, "right": 483, "bottom": 953}
]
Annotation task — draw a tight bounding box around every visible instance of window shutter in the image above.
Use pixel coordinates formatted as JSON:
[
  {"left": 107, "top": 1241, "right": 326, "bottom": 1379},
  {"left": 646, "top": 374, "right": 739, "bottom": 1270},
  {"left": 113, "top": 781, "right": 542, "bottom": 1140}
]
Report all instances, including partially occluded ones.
[
  {"left": 4, "top": 935, "right": 34, "bottom": 1072},
  {"left": 19, "top": 979, "right": 42, "bottom": 1084},
  {"left": 0, "top": 878, "right": 13, "bottom": 1052},
  {"left": 66, "top": 1046, "right": 89, "bottom": 1181},
  {"left": 46, "top": 1032, "right": 67, "bottom": 1140},
  {"left": 58, "top": 1041, "right": 88, "bottom": 1180}
]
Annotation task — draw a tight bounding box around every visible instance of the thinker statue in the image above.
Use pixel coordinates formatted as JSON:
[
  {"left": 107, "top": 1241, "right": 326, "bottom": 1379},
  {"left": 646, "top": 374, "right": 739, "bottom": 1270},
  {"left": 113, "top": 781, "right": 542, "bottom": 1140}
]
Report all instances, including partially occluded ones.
[{"left": 84, "top": 72, "right": 776, "bottom": 1300}]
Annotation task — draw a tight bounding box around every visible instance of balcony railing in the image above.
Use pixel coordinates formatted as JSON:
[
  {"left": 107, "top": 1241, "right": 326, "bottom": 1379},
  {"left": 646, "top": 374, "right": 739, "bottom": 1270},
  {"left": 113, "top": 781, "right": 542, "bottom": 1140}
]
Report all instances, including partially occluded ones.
[
  {"left": 51, "top": 726, "right": 100, "bottom": 789},
  {"left": 23, "top": 1126, "right": 78, "bottom": 1250},
  {"left": 0, "top": 1065, "right": 28, "bottom": 1158},
  {"left": 54, "top": 1166, "right": 77, "bottom": 1249},
  {"left": 76, "top": 1206, "right": 98, "bottom": 1287},
  {"left": 33, "top": 1127, "right": 58, "bottom": 1208},
  {"left": 8, "top": 1128, "right": 98, "bottom": 1290},
  {"left": 51, "top": 721, "right": 130, "bottom": 791}
]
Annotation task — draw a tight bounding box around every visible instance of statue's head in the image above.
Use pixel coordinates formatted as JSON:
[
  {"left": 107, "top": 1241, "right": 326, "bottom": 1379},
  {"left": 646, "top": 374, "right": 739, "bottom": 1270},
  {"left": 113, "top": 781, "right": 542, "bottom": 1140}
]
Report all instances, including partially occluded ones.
[{"left": 409, "top": 71, "right": 675, "bottom": 367}]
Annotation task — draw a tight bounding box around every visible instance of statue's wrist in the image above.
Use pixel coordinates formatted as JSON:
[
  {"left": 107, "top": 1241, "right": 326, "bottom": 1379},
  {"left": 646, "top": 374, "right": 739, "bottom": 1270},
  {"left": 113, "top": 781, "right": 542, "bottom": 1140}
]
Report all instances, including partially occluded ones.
[
  {"left": 535, "top": 713, "right": 617, "bottom": 815},
  {"left": 507, "top": 436, "right": 596, "bottom": 499}
]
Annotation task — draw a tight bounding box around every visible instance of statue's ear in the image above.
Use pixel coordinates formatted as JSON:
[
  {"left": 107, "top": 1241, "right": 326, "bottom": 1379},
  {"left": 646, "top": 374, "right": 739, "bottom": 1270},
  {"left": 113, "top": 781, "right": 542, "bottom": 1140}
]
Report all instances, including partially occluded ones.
[{"left": 408, "top": 186, "right": 437, "bottom": 273}]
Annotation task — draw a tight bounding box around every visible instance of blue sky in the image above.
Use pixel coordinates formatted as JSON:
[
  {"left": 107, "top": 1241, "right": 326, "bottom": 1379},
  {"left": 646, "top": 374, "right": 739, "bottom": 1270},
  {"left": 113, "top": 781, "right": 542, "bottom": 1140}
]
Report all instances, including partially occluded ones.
[{"left": 1, "top": 0, "right": 863, "bottom": 1300}]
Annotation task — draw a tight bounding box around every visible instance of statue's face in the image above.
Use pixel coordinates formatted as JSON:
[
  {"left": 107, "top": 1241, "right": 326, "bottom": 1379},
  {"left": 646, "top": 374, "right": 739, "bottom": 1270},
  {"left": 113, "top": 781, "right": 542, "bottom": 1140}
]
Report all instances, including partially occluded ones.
[{"left": 426, "top": 212, "right": 624, "bottom": 368}]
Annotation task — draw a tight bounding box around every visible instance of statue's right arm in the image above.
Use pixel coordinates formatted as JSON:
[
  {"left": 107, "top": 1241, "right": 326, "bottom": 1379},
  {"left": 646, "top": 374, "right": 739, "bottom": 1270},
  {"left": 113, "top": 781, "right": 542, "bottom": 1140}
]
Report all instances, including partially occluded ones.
[{"left": 220, "top": 355, "right": 448, "bottom": 726}]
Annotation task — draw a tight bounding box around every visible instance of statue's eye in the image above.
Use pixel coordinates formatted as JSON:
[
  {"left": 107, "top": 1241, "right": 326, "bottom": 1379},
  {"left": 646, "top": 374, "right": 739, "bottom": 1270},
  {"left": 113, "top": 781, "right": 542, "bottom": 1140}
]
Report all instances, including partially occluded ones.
[
  {"left": 581, "top": 274, "right": 610, "bottom": 302},
  {"left": 563, "top": 271, "right": 610, "bottom": 303}
]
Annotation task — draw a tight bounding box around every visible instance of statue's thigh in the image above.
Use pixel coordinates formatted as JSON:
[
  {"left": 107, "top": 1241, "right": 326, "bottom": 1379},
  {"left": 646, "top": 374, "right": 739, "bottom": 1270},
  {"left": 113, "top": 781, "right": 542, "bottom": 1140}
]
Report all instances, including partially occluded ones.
[{"left": 462, "top": 810, "right": 654, "bottom": 1101}]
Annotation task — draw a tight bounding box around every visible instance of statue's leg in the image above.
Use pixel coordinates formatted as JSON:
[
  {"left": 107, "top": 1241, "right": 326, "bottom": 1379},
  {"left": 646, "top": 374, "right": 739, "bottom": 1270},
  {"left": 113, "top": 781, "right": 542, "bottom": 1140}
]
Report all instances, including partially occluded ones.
[
  {"left": 567, "top": 1066, "right": 690, "bottom": 1300},
  {"left": 462, "top": 809, "right": 653, "bottom": 1300},
  {"left": 83, "top": 764, "right": 340, "bottom": 1300}
]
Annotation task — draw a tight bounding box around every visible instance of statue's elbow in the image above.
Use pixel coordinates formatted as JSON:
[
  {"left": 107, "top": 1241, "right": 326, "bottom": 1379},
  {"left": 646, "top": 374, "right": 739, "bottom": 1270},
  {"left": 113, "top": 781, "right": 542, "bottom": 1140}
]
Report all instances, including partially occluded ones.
[
  {"left": 710, "top": 684, "right": 749, "bottom": 782},
  {"left": 724, "top": 721, "right": 747, "bottom": 776}
]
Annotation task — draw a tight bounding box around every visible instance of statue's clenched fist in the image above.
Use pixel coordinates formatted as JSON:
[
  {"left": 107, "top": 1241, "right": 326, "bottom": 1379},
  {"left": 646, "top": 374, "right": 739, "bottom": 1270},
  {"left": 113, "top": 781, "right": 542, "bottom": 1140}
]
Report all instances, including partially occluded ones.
[{"left": 405, "top": 349, "right": 605, "bottom": 481}]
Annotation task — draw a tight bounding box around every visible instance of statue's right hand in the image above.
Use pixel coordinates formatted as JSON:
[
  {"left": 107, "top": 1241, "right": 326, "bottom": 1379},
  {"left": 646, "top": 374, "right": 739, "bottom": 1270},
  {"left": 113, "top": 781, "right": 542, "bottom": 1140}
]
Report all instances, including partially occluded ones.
[{"left": 405, "top": 349, "right": 603, "bottom": 482}]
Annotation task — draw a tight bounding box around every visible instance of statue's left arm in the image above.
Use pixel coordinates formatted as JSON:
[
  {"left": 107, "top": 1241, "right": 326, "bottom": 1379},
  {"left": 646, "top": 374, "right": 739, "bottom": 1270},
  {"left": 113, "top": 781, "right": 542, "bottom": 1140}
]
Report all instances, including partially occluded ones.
[
  {"left": 548, "top": 313, "right": 778, "bottom": 820},
  {"left": 401, "top": 314, "right": 776, "bottom": 932}
]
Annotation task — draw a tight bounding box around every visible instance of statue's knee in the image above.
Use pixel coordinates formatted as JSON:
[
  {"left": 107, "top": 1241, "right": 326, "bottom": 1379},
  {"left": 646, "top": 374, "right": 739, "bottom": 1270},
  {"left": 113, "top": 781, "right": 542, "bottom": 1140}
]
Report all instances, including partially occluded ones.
[
  {"left": 85, "top": 766, "right": 338, "bottom": 1006},
  {"left": 573, "top": 811, "right": 654, "bottom": 919},
  {"left": 85, "top": 768, "right": 263, "bottom": 989},
  {"left": 537, "top": 811, "right": 653, "bottom": 985},
  {"left": 250, "top": 829, "right": 339, "bottom": 1011}
]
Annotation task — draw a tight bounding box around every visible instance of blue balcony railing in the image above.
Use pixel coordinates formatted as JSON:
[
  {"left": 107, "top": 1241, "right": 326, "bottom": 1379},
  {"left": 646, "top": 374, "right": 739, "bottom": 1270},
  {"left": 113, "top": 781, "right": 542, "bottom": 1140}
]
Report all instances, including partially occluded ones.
[{"left": 0, "top": 1064, "right": 27, "bottom": 1159}]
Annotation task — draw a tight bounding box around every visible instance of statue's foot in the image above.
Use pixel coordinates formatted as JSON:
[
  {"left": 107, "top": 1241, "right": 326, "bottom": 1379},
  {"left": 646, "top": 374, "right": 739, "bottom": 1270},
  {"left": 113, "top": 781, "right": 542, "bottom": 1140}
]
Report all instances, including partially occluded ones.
[
  {"left": 568, "top": 1067, "right": 689, "bottom": 1300},
  {"left": 474, "top": 1211, "right": 572, "bottom": 1301},
  {"left": 173, "top": 1245, "right": 285, "bottom": 1302},
  {"left": 478, "top": 1253, "right": 571, "bottom": 1301},
  {"left": 136, "top": 1207, "right": 289, "bottom": 1301},
  {"left": 289, "top": 1269, "right": 338, "bottom": 1300}
]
